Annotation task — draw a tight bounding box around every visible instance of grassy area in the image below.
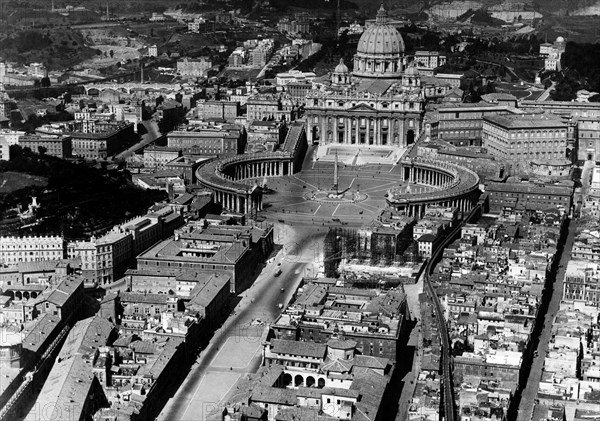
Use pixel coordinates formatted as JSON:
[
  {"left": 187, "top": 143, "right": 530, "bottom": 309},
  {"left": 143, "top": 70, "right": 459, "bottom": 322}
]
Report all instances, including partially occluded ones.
[
  {"left": 0, "top": 28, "right": 97, "bottom": 70},
  {"left": 0, "top": 171, "right": 48, "bottom": 194}
]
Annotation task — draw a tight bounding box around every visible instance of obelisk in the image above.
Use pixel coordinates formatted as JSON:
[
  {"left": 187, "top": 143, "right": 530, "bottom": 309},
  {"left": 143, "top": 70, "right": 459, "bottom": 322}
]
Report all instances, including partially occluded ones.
[{"left": 333, "top": 152, "right": 339, "bottom": 194}]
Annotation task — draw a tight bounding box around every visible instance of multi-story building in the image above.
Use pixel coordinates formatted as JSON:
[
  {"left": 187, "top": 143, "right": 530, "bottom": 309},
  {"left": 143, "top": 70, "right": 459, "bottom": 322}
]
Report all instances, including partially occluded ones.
[
  {"left": 414, "top": 51, "right": 447, "bottom": 74},
  {"left": 0, "top": 236, "right": 65, "bottom": 266},
  {"left": 275, "top": 70, "right": 316, "bottom": 86},
  {"left": 246, "top": 121, "right": 286, "bottom": 152},
  {"left": 176, "top": 57, "right": 212, "bottom": 77},
  {"left": 485, "top": 181, "right": 574, "bottom": 214},
  {"left": 18, "top": 134, "right": 72, "bottom": 158},
  {"left": 540, "top": 36, "right": 566, "bottom": 71},
  {"left": 277, "top": 18, "right": 310, "bottom": 34},
  {"left": 429, "top": 102, "right": 520, "bottom": 147},
  {"left": 67, "top": 209, "right": 183, "bottom": 284},
  {"left": 69, "top": 121, "right": 135, "bottom": 160},
  {"left": 148, "top": 45, "right": 158, "bottom": 57},
  {"left": 196, "top": 100, "right": 239, "bottom": 121},
  {"left": 0, "top": 136, "right": 9, "bottom": 160},
  {"left": 187, "top": 18, "right": 205, "bottom": 33},
  {"left": 285, "top": 82, "right": 312, "bottom": 104},
  {"left": 0, "top": 90, "right": 17, "bottom": 120},
  {"left": 135, "top": 222, "right": 273, "bottom": 293},
  {"left": 563, "top": 260, "right": 600, "bottom": 306},
  {"left": 0, "top": 129, "right": 24, "bottom": 146},
  {"left": 167, "top": 122, "right": 245, "bottom": 156},
  {"left": 246, "top": 92, "right": 297, "bottom": 123},
  {"left": 520, "top": 99, "right": 600, "bottom": 161},
  {"left": 483, "top": 114, "right": 572, "bottom": 163},
  {"left": 305, "top": 6, "right": 425, "bottom": 149},
  {"left": 143, "top": 146, "right": 182, "bottom": 169}
]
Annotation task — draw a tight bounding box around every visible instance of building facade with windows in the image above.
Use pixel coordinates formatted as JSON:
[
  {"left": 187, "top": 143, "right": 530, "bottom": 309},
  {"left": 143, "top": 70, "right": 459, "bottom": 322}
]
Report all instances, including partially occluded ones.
[
  {"left": 0, "top": 236, "right": 65, "bottom": 266},
  {"left": 482, "top": 114, "right": 574, "bottom": 163},
  {"left": 18, "top": 134, "right": 72, "bottom": 158}
]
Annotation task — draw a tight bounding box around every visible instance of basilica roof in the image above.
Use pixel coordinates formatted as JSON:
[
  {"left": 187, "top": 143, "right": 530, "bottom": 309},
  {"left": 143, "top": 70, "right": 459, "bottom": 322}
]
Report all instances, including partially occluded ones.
[{"left": 356, "top": 5, "right": 405, "bottom": 57}]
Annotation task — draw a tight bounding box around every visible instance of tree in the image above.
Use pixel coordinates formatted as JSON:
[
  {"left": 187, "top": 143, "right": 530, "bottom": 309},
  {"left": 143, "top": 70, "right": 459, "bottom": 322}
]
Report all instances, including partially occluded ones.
[
  {"left": 40, "top": 77, "right": 51, "bottom": 87},
  {"left": 109, "top": 49, "right": 114, "bottom": 58},
  {"left": 37, "top": 146, "right": 47, "bottom": 155}
]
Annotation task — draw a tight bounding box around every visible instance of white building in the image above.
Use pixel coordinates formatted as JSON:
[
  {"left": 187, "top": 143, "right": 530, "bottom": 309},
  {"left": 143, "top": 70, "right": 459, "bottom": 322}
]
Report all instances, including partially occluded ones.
[
  {"left": 275, "top": 70, "right": 316, "bottom": 86},
  {"left": 414, "top": 51, "right": 447, "bottom": 75},
  {"left": 0, "top": 136, "right": 9, "bottom": 160},
  {"left": 148, "top": 45, "right": 158, "bottom": 57},
  {"left": 542, "top": 36, "right": 566, "bottom": 71}
]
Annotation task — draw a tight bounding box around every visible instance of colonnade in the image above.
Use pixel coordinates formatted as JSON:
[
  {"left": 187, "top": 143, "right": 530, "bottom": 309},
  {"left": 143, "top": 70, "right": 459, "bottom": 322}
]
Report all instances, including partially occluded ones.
[
  {"left": 406, "top": 166, "right": 454, "bottom": 187},
  {"left": 397, "top": 196, "right": 475, "bottom": 219},
  {"left": 230, "top": 160, "right": 289, "bottom": 179},
  {"left": 387, "top": 160, "right": 480, "bottom": 218},
  {"left": 214, "top": 190, "right": 262, "bottom": 214}
]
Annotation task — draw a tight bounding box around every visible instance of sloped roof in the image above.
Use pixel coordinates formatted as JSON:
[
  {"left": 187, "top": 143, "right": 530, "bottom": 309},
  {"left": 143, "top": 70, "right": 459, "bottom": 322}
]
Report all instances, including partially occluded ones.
[{"left": 271, "top": 339, "right": 327, "bottom": 359}]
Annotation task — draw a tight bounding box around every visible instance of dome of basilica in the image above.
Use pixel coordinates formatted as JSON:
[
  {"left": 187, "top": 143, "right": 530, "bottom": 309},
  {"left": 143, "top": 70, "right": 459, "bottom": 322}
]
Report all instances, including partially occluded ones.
[
  {"left": 356, "top": 6, "right": 405, "bottom": 56},
  {"left": 353, "top": 4, "right": 406, "bottom": 79}
]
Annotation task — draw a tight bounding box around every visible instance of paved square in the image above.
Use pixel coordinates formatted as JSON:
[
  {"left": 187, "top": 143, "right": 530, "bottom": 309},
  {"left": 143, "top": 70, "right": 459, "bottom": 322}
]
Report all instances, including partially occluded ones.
[{"left": 263, "top": 162, "right": 405, "bottom": 223}]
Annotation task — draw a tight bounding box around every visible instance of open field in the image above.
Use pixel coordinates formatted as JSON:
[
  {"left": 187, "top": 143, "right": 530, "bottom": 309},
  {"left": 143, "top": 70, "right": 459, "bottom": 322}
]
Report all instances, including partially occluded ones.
[{"left": 0, "top": 172, "right": 48, "bottom": 194}]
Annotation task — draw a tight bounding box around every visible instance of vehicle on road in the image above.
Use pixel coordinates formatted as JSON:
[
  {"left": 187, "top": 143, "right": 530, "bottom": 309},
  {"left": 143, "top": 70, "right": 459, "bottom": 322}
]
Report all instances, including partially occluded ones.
[
  {"left": 534, "top": 350, "right": 539, "bottom": 357},
  {"left": 280, "top": 288, "right": 285, "bottom": 293},
  {"left": 274, "top": 269, "right": 282, "bottom": 277},
  {"left": 278, "top": 303, "right": 284, "bottom": 309}
]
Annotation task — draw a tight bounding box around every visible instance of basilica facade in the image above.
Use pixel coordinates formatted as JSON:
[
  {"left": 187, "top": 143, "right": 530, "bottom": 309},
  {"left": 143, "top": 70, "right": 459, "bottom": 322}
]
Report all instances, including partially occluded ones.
[{"left": 304, "top": 5, "right": 425, "bottom": 148}]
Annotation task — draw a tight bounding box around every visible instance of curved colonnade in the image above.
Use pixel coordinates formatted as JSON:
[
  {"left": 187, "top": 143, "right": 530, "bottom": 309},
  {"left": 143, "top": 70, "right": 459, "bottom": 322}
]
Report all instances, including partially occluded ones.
[
  {"left": 387, "top": 157, "right": 480, "bottom": 217},
  {"left": 195, "top": 152, "right": 296, "bottom": 215},
  {"left": 197, "top": 150, "right": 480, "bottom": 219}
]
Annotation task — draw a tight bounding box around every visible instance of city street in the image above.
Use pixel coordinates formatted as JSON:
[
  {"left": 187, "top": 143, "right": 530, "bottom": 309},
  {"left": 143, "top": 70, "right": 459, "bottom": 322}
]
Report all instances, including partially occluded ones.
[
  {"left": 517, "top": 219, "right": 577, "bottom": 421},
  {"left": 157, "top": 224, "right": 326, "bottom": 421},
  {"left": 113, "top": 120, "right": 161, "bottom": 161}
]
